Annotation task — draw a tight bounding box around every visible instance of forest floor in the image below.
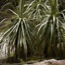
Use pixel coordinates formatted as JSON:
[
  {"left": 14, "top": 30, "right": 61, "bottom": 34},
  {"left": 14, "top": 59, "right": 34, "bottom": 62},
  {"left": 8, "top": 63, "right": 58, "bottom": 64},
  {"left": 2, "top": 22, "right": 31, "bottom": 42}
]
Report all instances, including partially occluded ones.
[{"left": 0, "top": 59, "right": 65, "bottom": 65}]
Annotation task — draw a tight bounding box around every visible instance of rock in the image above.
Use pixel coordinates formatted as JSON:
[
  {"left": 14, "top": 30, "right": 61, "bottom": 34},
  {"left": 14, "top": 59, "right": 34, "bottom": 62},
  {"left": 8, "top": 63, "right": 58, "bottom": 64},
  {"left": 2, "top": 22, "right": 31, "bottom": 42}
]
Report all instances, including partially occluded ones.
[
  {"left": 29, "top": 59, "right": 58, "bottom": 65},
  {"left": 24, "top": 59, "right": 65, "bottom": 65}
]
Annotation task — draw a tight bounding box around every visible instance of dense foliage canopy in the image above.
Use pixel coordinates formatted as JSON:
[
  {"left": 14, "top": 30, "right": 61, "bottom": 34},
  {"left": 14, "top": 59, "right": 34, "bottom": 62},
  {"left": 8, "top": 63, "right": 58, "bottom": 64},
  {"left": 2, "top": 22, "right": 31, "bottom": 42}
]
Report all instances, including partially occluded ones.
[{"left": 0, "top": 0, "right": 65, "bottom": 62}]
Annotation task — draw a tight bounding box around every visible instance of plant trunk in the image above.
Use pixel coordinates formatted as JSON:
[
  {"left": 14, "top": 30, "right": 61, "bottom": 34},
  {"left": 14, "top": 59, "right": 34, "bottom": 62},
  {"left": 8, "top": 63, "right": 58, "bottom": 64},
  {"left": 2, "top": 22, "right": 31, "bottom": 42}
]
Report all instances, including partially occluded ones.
[
  {"left": 14, "top": 30, "right": 19, "bottom": 62},
  {"left": 8, "top": 43, "right": 10, "bottom": 58}
]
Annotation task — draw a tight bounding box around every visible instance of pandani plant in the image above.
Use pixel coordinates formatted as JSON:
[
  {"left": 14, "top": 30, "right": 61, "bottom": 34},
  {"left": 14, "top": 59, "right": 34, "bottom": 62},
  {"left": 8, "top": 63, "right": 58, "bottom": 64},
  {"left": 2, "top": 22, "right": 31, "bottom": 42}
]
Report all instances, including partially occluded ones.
[
  {"left": 35, "top": 0, "right": 65, "bottom": 58},
  {"left": 0, "top": 0, "right": 35, "bottom": 61},
  {"left": 0, "top": 0, "right": 65, "bottom": 61}
]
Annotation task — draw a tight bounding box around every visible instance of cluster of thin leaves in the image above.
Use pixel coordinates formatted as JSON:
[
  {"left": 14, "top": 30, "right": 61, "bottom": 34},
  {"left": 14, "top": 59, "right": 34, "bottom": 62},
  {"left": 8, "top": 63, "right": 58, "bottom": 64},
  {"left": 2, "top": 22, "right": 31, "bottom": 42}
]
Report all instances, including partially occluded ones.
[{"left": 0, "top": 0, "right": 65, "bottom": 60}]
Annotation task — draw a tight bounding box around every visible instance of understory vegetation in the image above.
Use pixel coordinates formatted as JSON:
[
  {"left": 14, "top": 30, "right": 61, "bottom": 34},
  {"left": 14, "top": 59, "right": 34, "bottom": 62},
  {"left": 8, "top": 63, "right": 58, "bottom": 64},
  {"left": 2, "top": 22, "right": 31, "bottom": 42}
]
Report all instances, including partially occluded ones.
[{"left": 0, "top": 0, "right": 65, "bottom": 63}]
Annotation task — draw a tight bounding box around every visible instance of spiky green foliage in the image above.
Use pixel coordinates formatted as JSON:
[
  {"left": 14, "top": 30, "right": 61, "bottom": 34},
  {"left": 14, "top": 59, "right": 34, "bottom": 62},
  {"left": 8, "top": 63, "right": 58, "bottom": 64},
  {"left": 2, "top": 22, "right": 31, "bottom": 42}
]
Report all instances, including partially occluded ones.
[
  {"left": 24, "top": 0, "right": 47, "bottom": 22},
  {"left": 0, "top": 0, "right": 65, "bottom": 61},
  {"left": 0, "top": 0, "right": 34, "bottom": 61},
  {"left": 36, "top": 0, "right": 65, "bottom": 58}
]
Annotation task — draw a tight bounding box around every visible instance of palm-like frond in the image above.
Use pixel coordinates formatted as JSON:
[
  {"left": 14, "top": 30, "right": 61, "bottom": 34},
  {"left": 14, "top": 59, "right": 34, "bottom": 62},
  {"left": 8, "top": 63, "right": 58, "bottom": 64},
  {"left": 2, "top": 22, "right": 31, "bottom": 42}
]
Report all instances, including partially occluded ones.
[
  {"left": 0, "top": 0, "right": 34, "bottom": 60},
  {"left": 36, "top": 0, "right": 65, "bottom": 57},
  {"left": 24, "top": 0, "right": 47, "bottom": 22}
]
